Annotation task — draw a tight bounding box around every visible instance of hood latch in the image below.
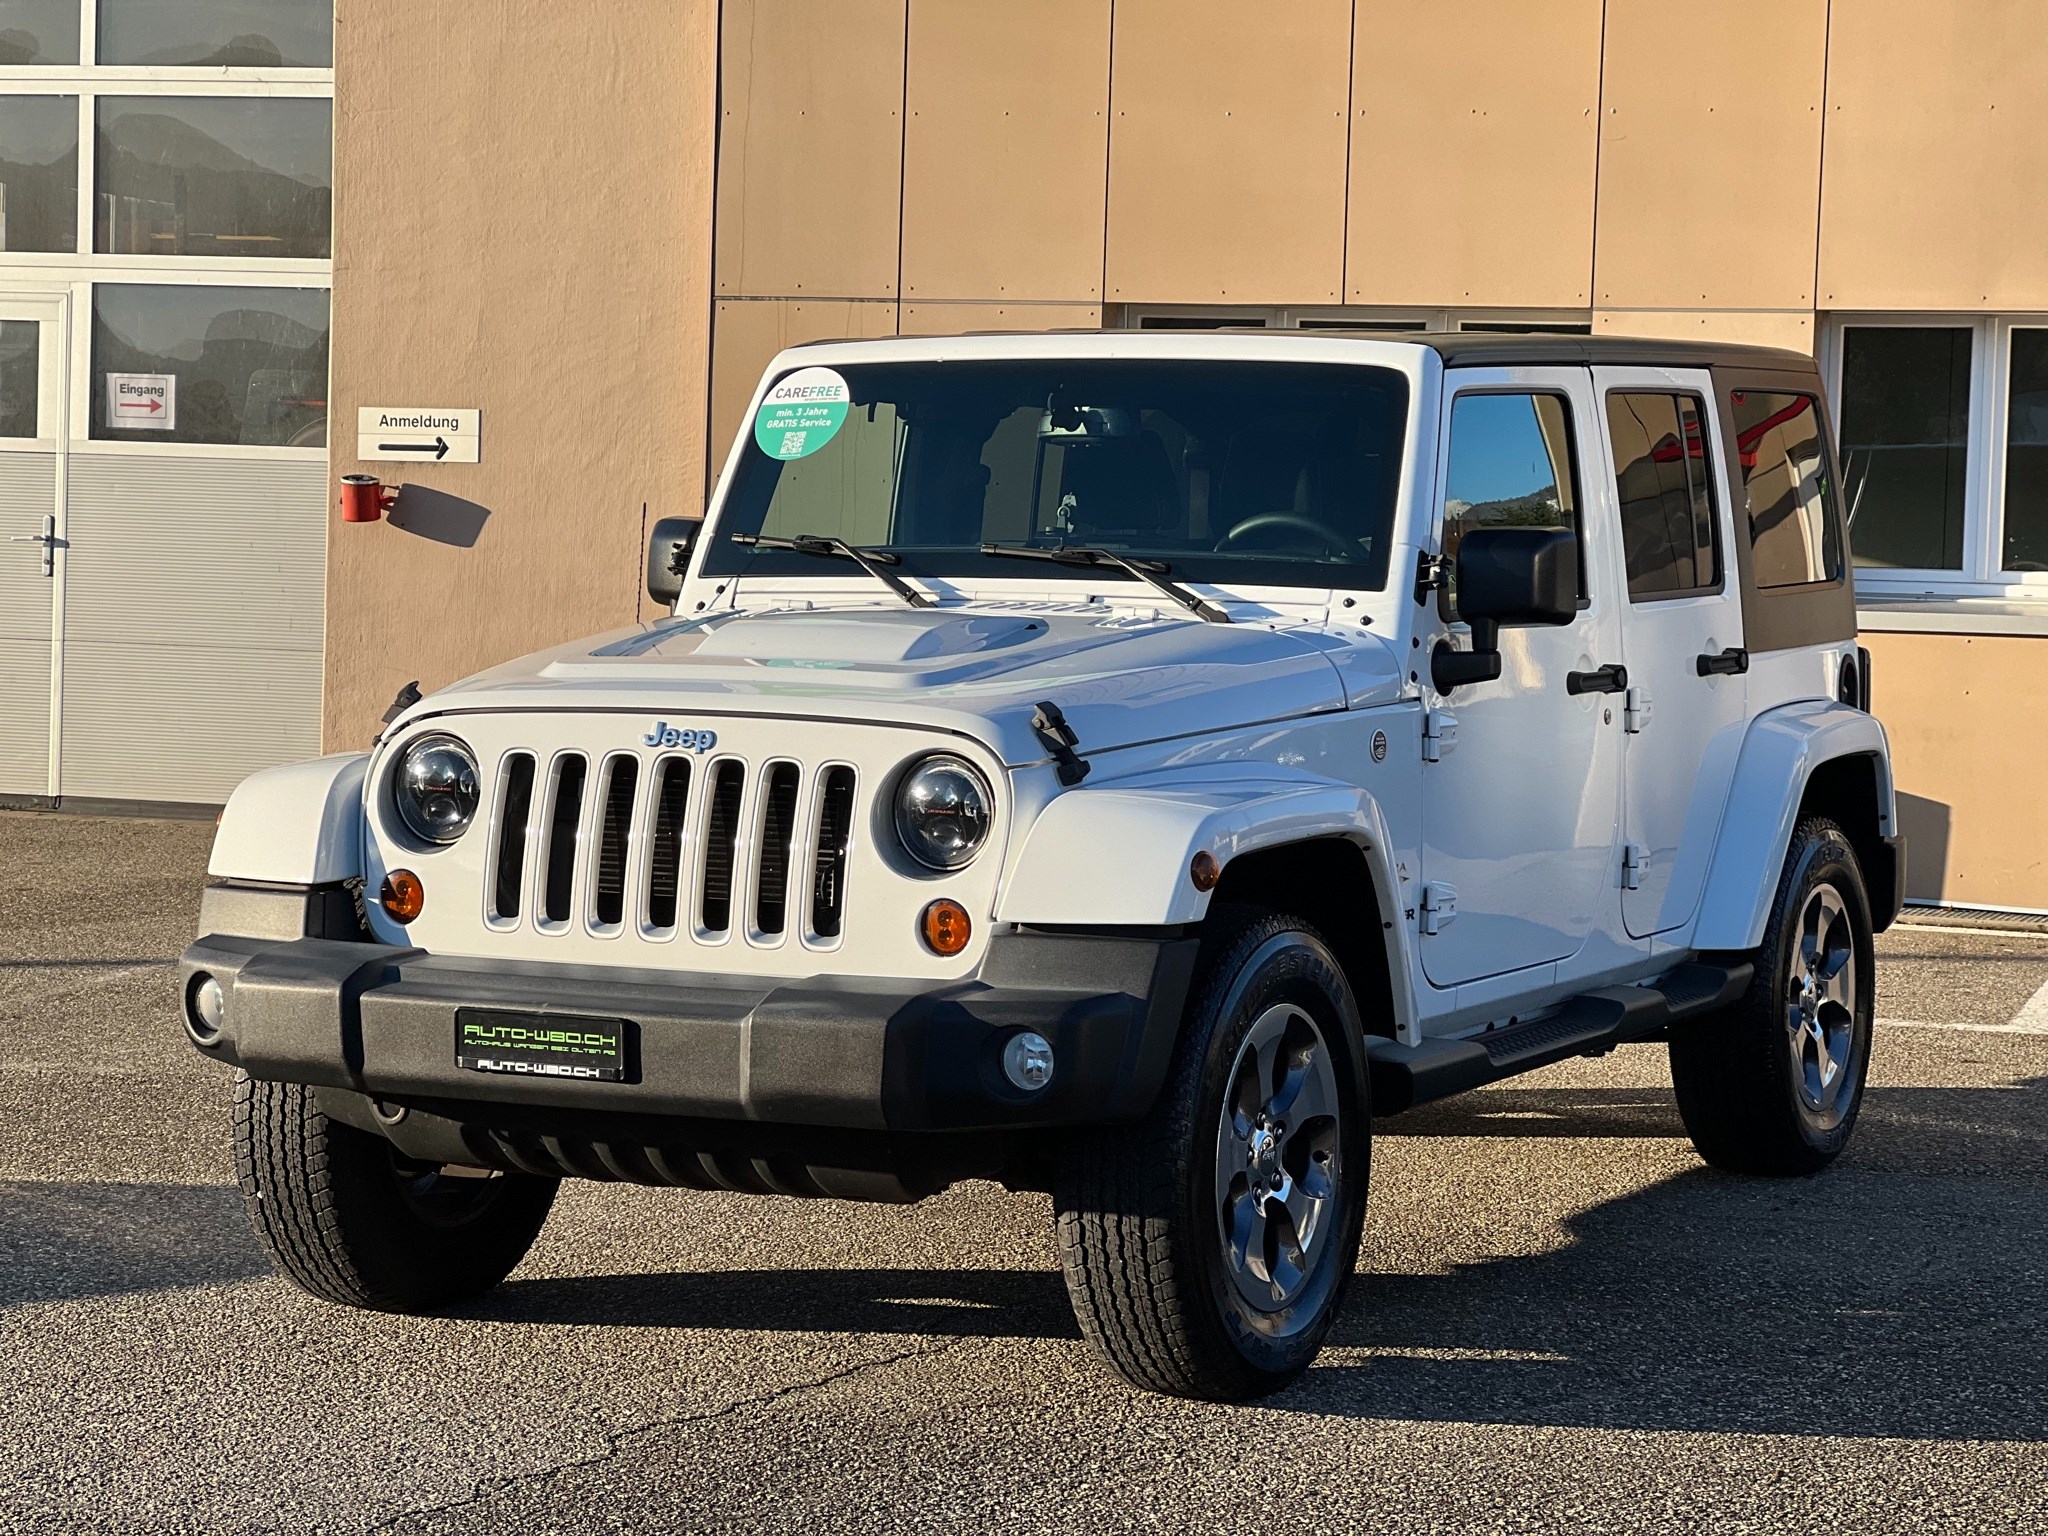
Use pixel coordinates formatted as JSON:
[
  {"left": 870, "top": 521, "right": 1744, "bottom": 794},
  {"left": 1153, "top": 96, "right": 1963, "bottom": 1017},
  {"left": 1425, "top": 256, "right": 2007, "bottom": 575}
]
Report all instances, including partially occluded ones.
[{"left": 1031, "top": 700, "right": 1091, "bottom": 787}]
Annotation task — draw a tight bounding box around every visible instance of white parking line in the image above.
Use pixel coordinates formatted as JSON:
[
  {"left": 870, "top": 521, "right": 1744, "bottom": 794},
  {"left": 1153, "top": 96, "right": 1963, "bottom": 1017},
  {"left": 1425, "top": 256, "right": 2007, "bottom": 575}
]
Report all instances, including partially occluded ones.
[
  {"left": 2010, "top": 974, "right": 2048, "bottom": 1032},
  {"left": 1879, "top": 1017, "right": 2048, "bottom": 1037}
]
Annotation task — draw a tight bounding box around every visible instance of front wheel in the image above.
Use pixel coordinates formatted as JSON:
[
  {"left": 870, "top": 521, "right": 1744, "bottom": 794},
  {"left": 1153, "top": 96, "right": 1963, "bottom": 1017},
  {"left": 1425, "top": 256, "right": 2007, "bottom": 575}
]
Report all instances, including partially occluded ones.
[
  {"left": 1669, "top": 817, "right": 1875, "bottom": 1176},
  {"left": 233, "top": 1075, "right": 558, "bottom": 1311},
  {"left": 1054, "top": 910, "right": 1370, "bottom": 1401}
]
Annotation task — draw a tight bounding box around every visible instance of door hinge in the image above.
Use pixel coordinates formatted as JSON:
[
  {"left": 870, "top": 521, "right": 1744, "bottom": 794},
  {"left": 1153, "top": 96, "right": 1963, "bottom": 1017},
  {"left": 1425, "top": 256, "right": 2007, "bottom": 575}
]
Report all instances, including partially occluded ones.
[
  {"left": 1624, "top": 685, "right": 1652, "bottom": 734},
  {"left": 1420, "top": 882, "right": 1458, "bottom": 935},
  {"left": 1422, "top": 708, "right": 1458, "bottom": 762},
  {"left": 1622, "top": 843, "right": 1650, "bottom": 891}
]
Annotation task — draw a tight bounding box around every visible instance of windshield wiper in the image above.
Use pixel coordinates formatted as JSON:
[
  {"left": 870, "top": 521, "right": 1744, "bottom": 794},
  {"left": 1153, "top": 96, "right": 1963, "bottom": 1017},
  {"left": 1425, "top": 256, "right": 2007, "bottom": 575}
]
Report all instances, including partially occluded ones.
[
  {"left": 730, "top": 532, "right": 935, "bottom": 609},
  {"left": 979, "top": 543, "right": 1231, "bottom": 624}
]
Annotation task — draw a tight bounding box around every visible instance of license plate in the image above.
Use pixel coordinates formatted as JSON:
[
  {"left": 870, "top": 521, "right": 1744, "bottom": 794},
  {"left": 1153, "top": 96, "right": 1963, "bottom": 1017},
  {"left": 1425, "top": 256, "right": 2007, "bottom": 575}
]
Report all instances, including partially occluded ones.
[{"left": 455, "top": 1009, "right": 627, "bottom": 1082}]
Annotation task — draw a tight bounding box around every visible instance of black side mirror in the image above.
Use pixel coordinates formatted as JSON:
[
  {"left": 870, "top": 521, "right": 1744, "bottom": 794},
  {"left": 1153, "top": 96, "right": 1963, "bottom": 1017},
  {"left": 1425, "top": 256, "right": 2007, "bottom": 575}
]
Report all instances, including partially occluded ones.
[
  {"left": 645, "top": 517, "right": 701, "bottom": 608},
  {"left": 1431, "top": 526, "right": 1577, "bottom": 692}
]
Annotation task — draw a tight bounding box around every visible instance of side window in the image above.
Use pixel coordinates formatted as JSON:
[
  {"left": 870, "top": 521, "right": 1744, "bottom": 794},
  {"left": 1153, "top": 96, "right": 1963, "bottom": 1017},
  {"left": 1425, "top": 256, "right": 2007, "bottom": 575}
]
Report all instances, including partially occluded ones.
[
  {"left": 1605, "top": 392, "right": 1720, "bottom": 599},
  {"left": 1440, "top": 391, "right": 1581, "bottom": 618},
  {"left": 1731, "top": 390, "right": 1843, "bottom": 588}
]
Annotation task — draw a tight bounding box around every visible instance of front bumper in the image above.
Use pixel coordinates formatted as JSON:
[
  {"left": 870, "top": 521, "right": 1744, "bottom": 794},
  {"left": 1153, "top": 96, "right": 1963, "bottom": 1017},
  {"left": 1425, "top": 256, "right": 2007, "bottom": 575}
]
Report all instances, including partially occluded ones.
[{"left": 179, "top": 919, "right": 1197, "bottom": 1138}]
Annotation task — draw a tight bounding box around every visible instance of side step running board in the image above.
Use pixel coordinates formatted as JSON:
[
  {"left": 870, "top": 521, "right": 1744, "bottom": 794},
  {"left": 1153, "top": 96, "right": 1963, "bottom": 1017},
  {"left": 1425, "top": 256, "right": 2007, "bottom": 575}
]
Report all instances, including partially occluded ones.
[{"left": 1367, "top": 959, "right": 1752, "bottom": 1117}]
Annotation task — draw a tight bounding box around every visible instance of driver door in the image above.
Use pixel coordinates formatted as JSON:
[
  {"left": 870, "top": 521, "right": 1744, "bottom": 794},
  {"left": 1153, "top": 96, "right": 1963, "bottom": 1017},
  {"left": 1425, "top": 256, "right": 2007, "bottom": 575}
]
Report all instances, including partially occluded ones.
[{"left": 1418, "top": 366, "right": 1627, "bottom": 990}]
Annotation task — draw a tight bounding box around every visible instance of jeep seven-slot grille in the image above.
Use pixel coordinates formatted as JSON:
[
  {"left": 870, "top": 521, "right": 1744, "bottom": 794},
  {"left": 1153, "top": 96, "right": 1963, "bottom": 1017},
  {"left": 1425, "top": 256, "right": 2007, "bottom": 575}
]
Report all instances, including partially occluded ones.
[{"left": 486, "top": 751, "right": 855, "bottom": 945}]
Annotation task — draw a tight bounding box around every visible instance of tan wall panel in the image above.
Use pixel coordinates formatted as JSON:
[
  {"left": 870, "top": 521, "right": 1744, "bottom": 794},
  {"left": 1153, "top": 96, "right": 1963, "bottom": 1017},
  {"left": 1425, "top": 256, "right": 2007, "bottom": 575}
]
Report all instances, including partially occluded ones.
[
  {"left": 324, "top": 0, "right": 715, "bottom": 751},
  {"left": 900, "top": 303, "right": 1103, "bottom": 336},
  {"left": 716, "top": 0, "right": 906, "bottom": 299},
  {"left": 1862, "top": 631, "right": 2048, "bottom": 908},
  {"left": 1821, "top": 4, "right": 2048, "bottom": 310},
  {"left": 1106, "top": 0, "right": 1351, "bottom": 306},
  {"left": 710, "top": 301, "right": 900, "bottom": 480},
  {"left": 1347, "top": 1, "right": 1600, "bottom": 308},
  {"left": 901, "top": 1, "right": 1109, "bottom": 303},
  {"left": 1594, "top": 0, "right": 1826, "bottom": 311},
  {"left": 1595, "top": 308, "right": 1814, "bottom": 354}
]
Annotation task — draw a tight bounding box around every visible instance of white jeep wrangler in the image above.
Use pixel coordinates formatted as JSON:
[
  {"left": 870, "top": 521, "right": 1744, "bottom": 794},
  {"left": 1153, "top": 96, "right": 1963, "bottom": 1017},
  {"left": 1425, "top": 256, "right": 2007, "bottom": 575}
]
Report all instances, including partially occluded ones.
[{"left": 184, "top": 330, "right": 1902, "bottom": 1401}]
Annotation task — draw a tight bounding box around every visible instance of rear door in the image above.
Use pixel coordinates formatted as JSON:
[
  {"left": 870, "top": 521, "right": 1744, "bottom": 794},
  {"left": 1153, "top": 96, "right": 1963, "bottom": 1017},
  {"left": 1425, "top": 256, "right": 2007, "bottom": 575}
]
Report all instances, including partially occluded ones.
[{"left": 1591, "top": 366, "right": 1748, "bottom": 937}]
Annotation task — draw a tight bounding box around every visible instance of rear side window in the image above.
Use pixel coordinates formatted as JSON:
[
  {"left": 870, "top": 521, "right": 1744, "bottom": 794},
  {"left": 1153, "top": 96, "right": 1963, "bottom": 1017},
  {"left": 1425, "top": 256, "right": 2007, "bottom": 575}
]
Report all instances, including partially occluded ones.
[
  {"left": 1440, "top": 391, "right": 1582, "bottom": 618},
  {"left": 1605, "top": 392, "right": 1720, "bottom": 599},
  {"left": 1732, "top": 390, "right": 1843, "bottom": 588}
]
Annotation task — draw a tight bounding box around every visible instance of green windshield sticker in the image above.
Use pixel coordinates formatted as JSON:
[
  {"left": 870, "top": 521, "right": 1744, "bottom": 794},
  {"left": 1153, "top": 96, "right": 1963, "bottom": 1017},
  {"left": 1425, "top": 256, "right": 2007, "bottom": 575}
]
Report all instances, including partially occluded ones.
[{"left": 753, "top": 366, "right": 850, "bottom": 460}]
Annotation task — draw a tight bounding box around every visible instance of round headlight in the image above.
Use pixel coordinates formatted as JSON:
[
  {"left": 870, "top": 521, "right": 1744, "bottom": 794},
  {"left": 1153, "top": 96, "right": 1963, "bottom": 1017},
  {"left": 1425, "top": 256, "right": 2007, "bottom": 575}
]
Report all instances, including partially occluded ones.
[
  {"left": 392, "top": 733, "right": 480, "bottom": 845},
  {"left": 894, "top": 755, "right": 992, "bottom": 871}
]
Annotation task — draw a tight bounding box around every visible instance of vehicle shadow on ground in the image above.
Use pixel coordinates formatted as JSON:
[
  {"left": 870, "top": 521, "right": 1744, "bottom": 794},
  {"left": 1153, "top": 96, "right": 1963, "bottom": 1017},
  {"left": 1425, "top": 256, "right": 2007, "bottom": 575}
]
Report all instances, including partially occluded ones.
[
  {"left": 0, "top": 1181, "right": 266, "bottom": 1309},
  {"left": 490, "top": 1078, "right": 2046, "bottom": 1441},
  {"left": 1303, "top": 1075, "right": 2048, "bottom": 1439},
  {"left": 480, "top": 1264, "right": 1082, "bottom": 1341}
]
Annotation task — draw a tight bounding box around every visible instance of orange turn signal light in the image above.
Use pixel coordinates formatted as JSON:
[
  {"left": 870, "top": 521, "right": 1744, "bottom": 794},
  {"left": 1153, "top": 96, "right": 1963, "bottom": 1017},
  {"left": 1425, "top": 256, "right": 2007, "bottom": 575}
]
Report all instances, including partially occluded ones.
[
  {"left": 920, "top": 898, "right": 972, "bottom": 957},
  {"left": 1190, "top": 850, "right": 1222, "bottom": 892},
  {"left": 380, "top": 869, "right": 425, "bottom": 924}
]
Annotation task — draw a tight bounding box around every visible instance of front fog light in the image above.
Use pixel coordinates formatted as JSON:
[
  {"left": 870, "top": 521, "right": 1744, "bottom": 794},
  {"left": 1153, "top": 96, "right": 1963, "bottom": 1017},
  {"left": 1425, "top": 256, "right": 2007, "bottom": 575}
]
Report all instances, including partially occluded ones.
[
  {"left": 187, "top": 973, "right": 225, "bottom": 1045},
  {"left": 1001, "top": 1031, "right": 1055, "bottom": 1093}
]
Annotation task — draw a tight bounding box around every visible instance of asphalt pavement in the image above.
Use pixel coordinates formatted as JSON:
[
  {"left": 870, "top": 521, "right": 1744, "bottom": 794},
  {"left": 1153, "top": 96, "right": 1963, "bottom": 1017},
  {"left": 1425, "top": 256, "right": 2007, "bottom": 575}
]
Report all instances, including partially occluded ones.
[{"left": 2, "top": 810, "right": 2044, "bottom": 1535}]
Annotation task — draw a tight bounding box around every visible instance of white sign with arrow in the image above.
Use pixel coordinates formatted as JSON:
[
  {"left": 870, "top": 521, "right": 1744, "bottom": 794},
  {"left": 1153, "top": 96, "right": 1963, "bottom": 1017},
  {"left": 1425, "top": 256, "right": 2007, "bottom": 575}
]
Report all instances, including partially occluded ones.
[
  {"left": 106, "top": 373, "right": 175, "bottom": 430},
  {"left": 356, "top": 407, "right": 481, "bottom": 465}
]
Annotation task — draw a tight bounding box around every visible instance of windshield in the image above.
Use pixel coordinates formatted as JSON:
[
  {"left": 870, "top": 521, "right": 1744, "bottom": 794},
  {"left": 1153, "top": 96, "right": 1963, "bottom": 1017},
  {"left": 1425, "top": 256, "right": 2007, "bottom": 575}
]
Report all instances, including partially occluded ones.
[{"left": 703, "top": 359, "right": 1409, "bottom": 592}]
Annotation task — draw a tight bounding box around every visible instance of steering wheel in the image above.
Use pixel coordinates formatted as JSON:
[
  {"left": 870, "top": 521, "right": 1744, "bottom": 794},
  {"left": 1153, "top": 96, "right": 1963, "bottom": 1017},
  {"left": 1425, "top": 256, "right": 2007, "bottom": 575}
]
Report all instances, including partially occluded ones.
[{"left": 1215, "top": 511, "right": 1362, "bottom": 557}]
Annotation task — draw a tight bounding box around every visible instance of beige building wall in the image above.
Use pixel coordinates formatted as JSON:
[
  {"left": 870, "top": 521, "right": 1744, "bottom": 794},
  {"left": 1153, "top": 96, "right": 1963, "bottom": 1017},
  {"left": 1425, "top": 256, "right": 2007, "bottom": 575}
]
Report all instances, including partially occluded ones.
[
  {"left": 1863, "top": 632, "right": 2048, "bottom": 908},
  {"left": 323, "top": 0, "right": 716, "bottom": 751}
]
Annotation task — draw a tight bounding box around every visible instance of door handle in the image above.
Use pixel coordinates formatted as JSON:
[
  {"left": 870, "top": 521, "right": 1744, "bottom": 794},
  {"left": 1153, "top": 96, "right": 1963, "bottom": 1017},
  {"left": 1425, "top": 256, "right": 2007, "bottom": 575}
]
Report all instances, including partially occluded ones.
[
  {"left": 1696, "top": 647, "right": 1749, "bottom": 677},
  {"left": 10, "top": 515, "right": 59, "bottom": 577},
  {"left": 1566, "top": 663, "right": 1628, "bottom": 695}
]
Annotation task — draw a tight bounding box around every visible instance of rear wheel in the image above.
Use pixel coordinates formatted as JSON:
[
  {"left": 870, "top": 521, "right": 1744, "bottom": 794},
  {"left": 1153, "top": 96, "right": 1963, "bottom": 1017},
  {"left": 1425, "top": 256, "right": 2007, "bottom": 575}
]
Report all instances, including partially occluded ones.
[
  {"left": 1669, "top": 818, "right": 1874, "bottom": 1176},
  {"left": 1054, "top": 910, "right": 1370, "bottom": 1400},
  {"left": 233, "top": 1074, "right": 558, "bottom": 1311}
]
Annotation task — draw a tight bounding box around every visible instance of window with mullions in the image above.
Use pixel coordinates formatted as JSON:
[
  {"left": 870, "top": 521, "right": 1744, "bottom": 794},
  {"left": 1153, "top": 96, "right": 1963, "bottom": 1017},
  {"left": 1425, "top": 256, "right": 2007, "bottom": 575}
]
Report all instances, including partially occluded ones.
[{"left": 1606, "top": 392, "right": 1719, "bottom": 599}]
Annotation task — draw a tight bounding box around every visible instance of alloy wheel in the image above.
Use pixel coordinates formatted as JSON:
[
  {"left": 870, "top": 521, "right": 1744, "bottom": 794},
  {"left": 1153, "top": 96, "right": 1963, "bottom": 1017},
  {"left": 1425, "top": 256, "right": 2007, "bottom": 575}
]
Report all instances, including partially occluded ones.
[
  {"left": 1786, "top": 881, "right": 1861, "bottom": 1130},
  {"left": 1214, "top": 1003, "right": 1344, "bottom": 1313}
]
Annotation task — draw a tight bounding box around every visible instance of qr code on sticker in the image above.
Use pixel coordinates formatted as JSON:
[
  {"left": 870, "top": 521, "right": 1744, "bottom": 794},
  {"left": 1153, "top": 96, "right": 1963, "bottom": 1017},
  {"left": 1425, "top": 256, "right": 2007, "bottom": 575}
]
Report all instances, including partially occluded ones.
[{"left": 780, "top": 430, "right": 808, "bottom": 455}]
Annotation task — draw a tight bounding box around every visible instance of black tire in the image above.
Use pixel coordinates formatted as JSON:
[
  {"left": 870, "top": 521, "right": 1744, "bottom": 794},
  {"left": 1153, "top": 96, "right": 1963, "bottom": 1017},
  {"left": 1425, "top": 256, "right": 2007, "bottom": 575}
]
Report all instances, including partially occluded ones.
[
  {"left": 232, "top": 1074, "right": 558, "bottom": 1311},
  {"left": 1669, "top": 817, "right": 1875, "bottom": 1176},
  {"left": 1054, "top": 908, "right": 1371, "bottom": 1401}
]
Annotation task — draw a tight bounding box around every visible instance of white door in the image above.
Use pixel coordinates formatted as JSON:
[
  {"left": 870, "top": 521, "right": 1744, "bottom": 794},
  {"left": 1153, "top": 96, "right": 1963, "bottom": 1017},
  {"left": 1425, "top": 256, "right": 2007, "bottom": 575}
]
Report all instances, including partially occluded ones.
[
  {"left": 1420, "top": 366, "right": 1627, "bottom": 988},
  {"left": 1590, "top": 367, "right": 1749, "bottom": 937},
  {"left": 0, "top": 295, "right": 67, "bottom": 803}
]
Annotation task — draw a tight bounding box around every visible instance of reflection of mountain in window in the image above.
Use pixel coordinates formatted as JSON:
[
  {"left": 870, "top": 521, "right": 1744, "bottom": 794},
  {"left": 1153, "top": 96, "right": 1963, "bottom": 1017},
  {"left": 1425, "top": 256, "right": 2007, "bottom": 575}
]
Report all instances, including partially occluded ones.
[
  {"left": 95, "top": 98, "right": 332, "bottom": 259},
  {"left": 0, "top": 0, "right": 81, "bottom": 65},
  {"left": 92, "top": 286, "right": 329, "bottom": 447},
  {"left": 0, "top": 95, "right": 79, "bottom": 253},
  {"left": 98, "top": 0, "right": 332, "bottom": 69}
]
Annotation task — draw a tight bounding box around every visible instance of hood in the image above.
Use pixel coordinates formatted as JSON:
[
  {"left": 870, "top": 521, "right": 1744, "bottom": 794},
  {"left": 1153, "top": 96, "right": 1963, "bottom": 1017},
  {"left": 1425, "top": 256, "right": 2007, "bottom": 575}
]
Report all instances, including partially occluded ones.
[{"left": 412, "top": 603, "right": 1404, "bottom": 767}]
